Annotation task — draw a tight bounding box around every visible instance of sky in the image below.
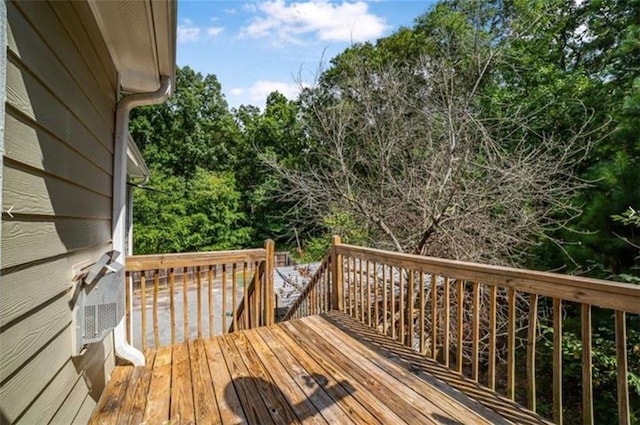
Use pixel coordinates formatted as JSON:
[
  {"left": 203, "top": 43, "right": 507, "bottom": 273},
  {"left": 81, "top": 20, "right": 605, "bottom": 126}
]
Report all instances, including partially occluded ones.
[{"left": 176, "top": 1, "right": 435, "bottom": 109}]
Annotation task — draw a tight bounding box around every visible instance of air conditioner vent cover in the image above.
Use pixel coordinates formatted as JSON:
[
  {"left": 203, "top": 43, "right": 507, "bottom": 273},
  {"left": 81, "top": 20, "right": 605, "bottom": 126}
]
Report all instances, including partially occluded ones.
[{"left": 74, "top": 252, "right": 124, "bottom": 354}]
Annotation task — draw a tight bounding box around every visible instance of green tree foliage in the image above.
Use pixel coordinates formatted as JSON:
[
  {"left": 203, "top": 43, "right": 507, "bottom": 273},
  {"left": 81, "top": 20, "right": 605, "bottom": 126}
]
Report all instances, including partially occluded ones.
[{"left": 132, "top": 169, "right": 250, "bottom": 254}]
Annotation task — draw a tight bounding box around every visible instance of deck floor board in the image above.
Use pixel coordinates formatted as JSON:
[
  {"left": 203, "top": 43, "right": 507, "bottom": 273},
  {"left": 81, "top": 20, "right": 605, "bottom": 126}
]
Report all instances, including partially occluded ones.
[{"left": 90, "top": 312, "right": 550, "bottom": 425}]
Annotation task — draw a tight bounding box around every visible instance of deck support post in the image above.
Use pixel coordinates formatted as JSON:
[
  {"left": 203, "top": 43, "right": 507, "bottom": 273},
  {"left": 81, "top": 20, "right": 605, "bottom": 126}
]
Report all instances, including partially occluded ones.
[
  {"left": 331, "top": 235, "right": 344, "bottom": 311},
  {"left": 265, "top": 239, "right": 275, "bottom": 326}
]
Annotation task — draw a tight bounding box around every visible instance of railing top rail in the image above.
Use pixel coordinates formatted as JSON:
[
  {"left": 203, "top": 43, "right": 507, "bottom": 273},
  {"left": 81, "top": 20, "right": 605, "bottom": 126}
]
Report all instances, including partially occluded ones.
[
  {"left": 336, "top": 244, "right": 640, "bottom": 314},
  {"left": 125, "top": 248, "right": 267, "bottom": 272},
  {"left": 282, "top": 254, "right": 331, "bottom": 321}
]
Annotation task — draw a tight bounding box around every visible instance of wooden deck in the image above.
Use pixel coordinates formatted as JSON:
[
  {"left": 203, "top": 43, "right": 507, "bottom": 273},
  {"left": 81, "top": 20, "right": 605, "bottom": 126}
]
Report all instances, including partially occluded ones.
[{"left": 90, "top": 312, "right": 549, "bottom": 424}]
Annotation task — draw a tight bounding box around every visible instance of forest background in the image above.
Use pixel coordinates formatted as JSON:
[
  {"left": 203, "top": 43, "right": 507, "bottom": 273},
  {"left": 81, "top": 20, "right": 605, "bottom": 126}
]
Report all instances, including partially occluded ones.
[{"left": 129, "top": 1, "right": 639, "bottom": 422}]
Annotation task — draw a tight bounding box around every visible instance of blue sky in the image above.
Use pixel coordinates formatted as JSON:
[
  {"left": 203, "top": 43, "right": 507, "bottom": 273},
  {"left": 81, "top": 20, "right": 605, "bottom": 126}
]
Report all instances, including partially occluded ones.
[{"left": 177, "top": 1, "right": 435, "bottom": 109}]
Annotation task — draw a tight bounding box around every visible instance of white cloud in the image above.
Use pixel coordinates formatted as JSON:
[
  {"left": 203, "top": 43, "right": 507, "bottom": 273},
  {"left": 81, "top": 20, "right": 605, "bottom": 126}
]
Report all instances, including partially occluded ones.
[
  {"left": 248, "top": 80, "right": 303, "bottom": 102},
  {"left": 207, "top": 26, "right": 224, "bottom": 36},
  {"left": 178, "top": 19, "right": 201, "bottom": 43},
  {"left": 240, "top": 0, "right": 389, "bottom": 44},
  {"left": 229, "top": 87, "right": 245, "bottom": 96},
  {"left": 224, "top": 8, "right": 237, "bottom": 14}
]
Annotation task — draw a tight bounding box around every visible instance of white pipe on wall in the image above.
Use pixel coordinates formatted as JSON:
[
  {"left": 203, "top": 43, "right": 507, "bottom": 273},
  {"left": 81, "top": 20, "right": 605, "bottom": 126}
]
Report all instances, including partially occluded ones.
[{"left": 113, "top": 76, "right": 171, "bottom": 366}]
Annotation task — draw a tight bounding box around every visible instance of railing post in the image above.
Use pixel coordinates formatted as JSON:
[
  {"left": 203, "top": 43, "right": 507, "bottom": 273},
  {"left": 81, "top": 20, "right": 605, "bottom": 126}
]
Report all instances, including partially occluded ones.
[
  {"left": 331, "top": 235, "right": 343, "bottom": 311},
  {"left": 265, "top": 239, "right": 275, "bottom": 325}
]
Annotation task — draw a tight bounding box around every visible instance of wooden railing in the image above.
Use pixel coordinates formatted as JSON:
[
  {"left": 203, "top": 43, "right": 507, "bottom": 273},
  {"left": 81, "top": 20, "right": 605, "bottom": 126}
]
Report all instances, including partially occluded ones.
[
  {"left": 282, "top": 253, "right": 332, "bottom": 321},
  {"left": 286, "top": 237, "right": 640, "bottom": 425},
  {"left": 124, "top": 240, "right": 275, "bottom": 349}
]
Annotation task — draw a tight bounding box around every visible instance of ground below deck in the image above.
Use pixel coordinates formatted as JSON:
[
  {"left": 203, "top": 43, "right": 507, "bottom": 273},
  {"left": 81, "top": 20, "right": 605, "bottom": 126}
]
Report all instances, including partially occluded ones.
[{"left": 90, "top": 311, "right": 549, "bottom": 424}]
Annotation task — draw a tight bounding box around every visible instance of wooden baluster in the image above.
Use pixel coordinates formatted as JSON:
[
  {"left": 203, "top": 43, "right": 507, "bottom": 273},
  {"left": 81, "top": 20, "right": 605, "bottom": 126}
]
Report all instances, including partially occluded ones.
[
  {"left": 431, "top": 274, "right": 438, "bottom": 360},
  {"left": 312, "top": 273, "right": 317, "bottom": 315},
  {"left": 471, "top": 282, "right": 480, "bottom": 381},
  {"left": 488, "top": 285, "right": 497, "bottom": 390},
  {"left": 352, "top": 257, "right": 357, "bottom": 319},
  {"left": 443, "top": 277, "right": 450, "bottom": 368},
  {"left": 374, "top": 262, "right": 379, "bottom": 328},
  {"left": 222, "top": 264, "right": 227, "bottom": 332},
  {"left": 527, "top": 293, "right": 539, "bottom": 412},
  {"left": 507, "top": 288, "right": 516, "bottom": 400},
  {"left": 346, "top": 257, "right": 351, "bottom": 316},
  {"left": 615, "top": 310, "right": 630, "bottom": 425},
  {"left": 582, "top": 304, "right": 593, "bottom": 425},
  {"left": 183, "top": 267, "right": 189, "bottom": 342},
  {"left": 456, "top": 280, "right": 464, "bottom": 374},
  {"left": 232, "top": 263, "right": 238, "bottom": 332},
  {"left": 254, "top": 260, "right": 260, "bottom": 326},
  {"left": 366, "top": 260, "right": 372, "bottom": 327},
  {"left": 359, "top": 258, "right": 364, "bottom": 322},
  {"left": 208, "top": 265, "right": 214, "bottom": 337},
  {"left": 243, "top": 263, "right": 249, "bottom": 330},
  {"left": 169, "top": 268, "right": 176, "bottom": 345},
  {"left": 553, "top": 297, "right": 563, "bottom": 424},
  {"left": 141, "top": 272, "right": 146, "bottom": 350},
  {"left": 196, "top": 266, "right": 202, "bottom": 338},
  {"left": 383, "top": 264, "right": 388, "bottom": 335},
  {"left": 153, "top": 270, "right": 160, "bottom": 347},
  {"left": 399, "top": 268, "right": 405, "bottom": 344},
  {"left": 126, "top": 272, "right": 132, "bottom": 344},
  {"left": 391, "top": 266, "right": 396, "bottom": 341},
  {"left": 250, "top": 261, "right": 258, "bottom": 326},
  {"left": 419, "top": 271, "right": 425, "bottom": 354},
  {"left": 407, "top": 270, "right": 414, "bottom": 348}
]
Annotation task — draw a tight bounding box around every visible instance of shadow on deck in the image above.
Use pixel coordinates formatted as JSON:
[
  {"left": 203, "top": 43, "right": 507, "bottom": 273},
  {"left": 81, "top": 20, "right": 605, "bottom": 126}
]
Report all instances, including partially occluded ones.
[{"left": 90, "top": 311, "right": 549, "bottom": 424}]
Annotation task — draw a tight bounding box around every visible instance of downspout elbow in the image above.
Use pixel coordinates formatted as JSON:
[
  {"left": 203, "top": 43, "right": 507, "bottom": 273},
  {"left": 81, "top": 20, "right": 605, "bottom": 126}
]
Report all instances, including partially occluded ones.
[{"left": 113, "top": 76, "right": 172, "bottom": 366}]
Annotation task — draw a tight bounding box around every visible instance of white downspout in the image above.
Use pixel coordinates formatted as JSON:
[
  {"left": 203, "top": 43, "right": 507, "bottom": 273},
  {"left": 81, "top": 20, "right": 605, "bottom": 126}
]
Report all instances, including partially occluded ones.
[{"left": 113, "top": 76, "right": 171, "bottom": 365}]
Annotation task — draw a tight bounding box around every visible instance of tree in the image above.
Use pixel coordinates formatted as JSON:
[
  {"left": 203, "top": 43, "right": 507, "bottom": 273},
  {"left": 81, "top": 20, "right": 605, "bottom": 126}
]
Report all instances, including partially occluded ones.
[{"left": 272, "top": 46, "right": 592, "bottom": 267}]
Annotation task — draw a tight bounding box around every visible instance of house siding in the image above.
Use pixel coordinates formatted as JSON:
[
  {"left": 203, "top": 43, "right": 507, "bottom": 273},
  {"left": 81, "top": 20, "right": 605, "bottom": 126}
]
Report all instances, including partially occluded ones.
[{"left": 1, "top": 1, "right": 118, "bottom": 423}]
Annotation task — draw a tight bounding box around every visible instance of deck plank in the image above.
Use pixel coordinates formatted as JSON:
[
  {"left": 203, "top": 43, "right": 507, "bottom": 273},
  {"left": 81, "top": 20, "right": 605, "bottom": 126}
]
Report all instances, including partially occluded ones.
[
  {"left": 89, "top": 363, "right": 133, "bottom": 425},
  {"left": 241, "top": 329, "right": 329, "bottom": 424},
  {"left": 92, "top": 311, "right": 551, "bottom": 425},
  {"left": 170, "top": 343, "right": 196, "bottom": 424},
  {"left": 202, "top": 336, "right": 248, "bottom": 425},
  {"left": 283, "top": 320, "right": 436, "bottom": 424},
  {"left": 189, "top": 339, "right": 221, "bottom": 424},
  {"left": 144, "top": 345, "right": 172, "bottom": 424},
  {"left": 324, "top": 311, "right": 550, "bottom": 425},
  {"left": 275, "top": 324, "right": 410, "bottom": 424},
  {"left": 124, "top": 349, "right": 156, "bottom": 425},
  {"left": 304, "top": 315, "right": 507, "bottom": 425},
  {"left": 224, "top": 332, "right": 302, "bottom": 424},
  {"left": 217, "top": 334, "right": 276, "bottom": 425},
  {"left": 257, "top": 328, "right": 359, "bottom": 425}
]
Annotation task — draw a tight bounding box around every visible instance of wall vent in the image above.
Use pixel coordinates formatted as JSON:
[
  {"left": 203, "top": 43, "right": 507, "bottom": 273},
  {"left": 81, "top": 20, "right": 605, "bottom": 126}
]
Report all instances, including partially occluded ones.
[{"left": 73, "top": 251, "right": 124, "bottom": 355}]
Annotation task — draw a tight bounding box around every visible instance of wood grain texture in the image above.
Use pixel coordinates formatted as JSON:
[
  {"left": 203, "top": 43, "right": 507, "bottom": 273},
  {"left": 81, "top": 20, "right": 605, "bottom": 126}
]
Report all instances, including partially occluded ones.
[
  {"left": 0, "top": 294, "right": 71, "bottom": 383},
  {"left": 615, "top": 311, "right": 630, "bottom": 425},
  {"left": 581, "top": 304, "right": 593, "bottom": 425},
  {"left": 4, "top": 111, "right": 112, "bottom": 193},
  {"left": 507, "top": 288, "right": 516, "bottom": 400},
  {"left": 0, "top": 244, "right": 108, "bottom": 324},
  {"left": 125, "top": 249, "right": 266, "bottom": 272},
  {"left": 21, "top": 0, "right": 116, "bottom": 113},
  {"left": 336, "top": 244, "right": 640, "bottom": 313},
  {"left": 145, "top": 345, "right": 172, "bottom": 424},
  {"left": 92, "top": 312, "right": 551, "bottom": 425},
  {"left": 170, "top": 343, "right": 196, "bottom": 424},
  {"left": 1, "top": 218, "right": 111, "bottom": 269},
  {"left": 527, "top": 293, "right": 539, "bottom": 412},
  {"left": 7, "top": 1, "right": 113, "bottom": 147},
  {"left": 553, "top": 298, "right": 563, "bottom": 425}
]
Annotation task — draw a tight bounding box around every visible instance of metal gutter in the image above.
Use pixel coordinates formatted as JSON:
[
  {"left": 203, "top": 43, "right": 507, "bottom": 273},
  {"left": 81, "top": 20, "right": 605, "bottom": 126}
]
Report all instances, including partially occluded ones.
[{"left": 113, "top": 76, "right": 171, "bottom": 366}]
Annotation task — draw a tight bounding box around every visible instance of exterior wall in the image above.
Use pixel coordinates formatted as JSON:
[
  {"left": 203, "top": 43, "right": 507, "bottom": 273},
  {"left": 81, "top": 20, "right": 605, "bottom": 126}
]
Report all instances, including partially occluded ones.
[{"left": 0, "top": 1, "right": 118, "bottom": 423}]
